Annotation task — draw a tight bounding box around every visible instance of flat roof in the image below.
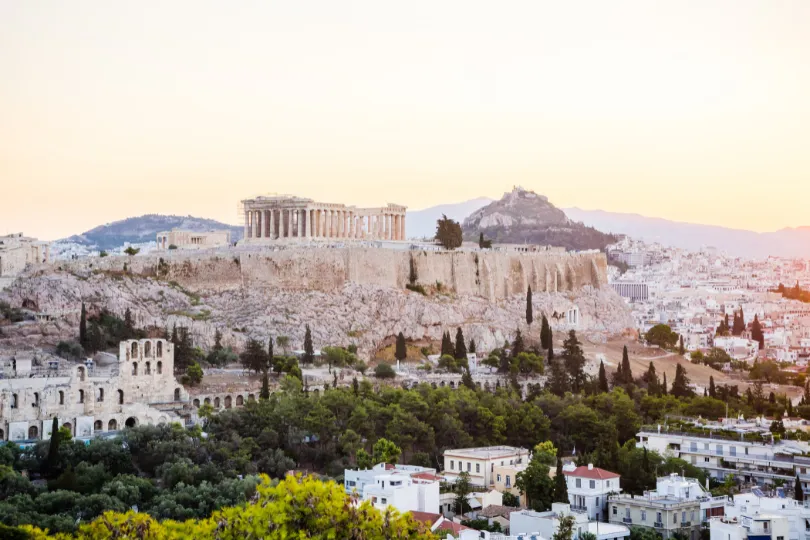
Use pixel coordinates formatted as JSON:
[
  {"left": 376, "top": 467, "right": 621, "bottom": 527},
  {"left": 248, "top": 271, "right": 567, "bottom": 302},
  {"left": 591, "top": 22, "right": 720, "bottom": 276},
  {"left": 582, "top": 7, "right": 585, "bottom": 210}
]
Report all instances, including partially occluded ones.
[{"left": 444, "top": 446, "right": 529, "bottom": 459}]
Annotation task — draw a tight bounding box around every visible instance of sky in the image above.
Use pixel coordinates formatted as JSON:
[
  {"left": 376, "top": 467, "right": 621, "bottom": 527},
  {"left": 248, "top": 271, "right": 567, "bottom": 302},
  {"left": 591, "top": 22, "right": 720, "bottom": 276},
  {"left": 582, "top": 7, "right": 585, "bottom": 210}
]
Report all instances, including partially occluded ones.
[{"left": 1, "top": 1, "right": 809, "bottom": 240}]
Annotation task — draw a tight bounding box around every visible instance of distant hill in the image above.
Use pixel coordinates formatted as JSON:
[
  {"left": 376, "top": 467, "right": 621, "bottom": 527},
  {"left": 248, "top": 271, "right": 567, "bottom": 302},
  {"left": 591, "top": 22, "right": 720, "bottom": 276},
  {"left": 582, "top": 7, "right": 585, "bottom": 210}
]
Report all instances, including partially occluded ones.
[
  {"left": 462, "top": 187, "right": 618, "bottom": 251},
  {"left": 61, "top": 215, "right": 242, "bottom": 250},
  {"left": 406, "top": 197, "right": 493, "bottom": 239},
  {"left": 563, "top": 208, "right": 810, "bottom": 258}
]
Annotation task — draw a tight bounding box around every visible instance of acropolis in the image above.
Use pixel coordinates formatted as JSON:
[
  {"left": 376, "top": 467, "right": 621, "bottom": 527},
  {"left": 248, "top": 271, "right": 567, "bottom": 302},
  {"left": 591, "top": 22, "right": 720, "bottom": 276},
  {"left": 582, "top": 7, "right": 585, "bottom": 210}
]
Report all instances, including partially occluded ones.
[{"left": 241, "top": 196, "right": 407, "bottom": 242}]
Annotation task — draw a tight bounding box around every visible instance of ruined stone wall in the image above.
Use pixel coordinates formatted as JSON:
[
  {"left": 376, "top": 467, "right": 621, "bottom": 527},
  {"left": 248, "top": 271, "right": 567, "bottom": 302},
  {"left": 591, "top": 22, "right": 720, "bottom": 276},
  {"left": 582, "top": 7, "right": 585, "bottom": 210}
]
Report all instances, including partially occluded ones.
[{"left": 55, "top": 248, "right": 607, "bottom": 299}]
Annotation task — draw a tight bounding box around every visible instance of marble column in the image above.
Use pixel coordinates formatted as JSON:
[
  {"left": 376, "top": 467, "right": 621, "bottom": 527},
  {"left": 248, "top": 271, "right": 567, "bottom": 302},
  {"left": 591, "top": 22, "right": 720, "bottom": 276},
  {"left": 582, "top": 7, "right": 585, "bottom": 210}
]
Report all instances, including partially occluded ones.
[
  {"left": 269, "top": 209, "right": 275, "bottom": 239},
  {"left": 286, "top": 209, "right": 292, "bottom": 238},
  {"left": 306, "top": 209, "right": 312, "bottom": 238},
  {"left": 401, "top": 214, "right": 406, "bottom": 240},
  {"left": 297, "top": 209, "right": 304, "bottom": 237},
  {"left": 244, "top": 212, "right": 250, "bottom": 239},
  {"left": 341, "top": 211, "right": 347, "bottom": 238},
  {"left": 252, "top": 211, "right": 258, "bottom": 238}
]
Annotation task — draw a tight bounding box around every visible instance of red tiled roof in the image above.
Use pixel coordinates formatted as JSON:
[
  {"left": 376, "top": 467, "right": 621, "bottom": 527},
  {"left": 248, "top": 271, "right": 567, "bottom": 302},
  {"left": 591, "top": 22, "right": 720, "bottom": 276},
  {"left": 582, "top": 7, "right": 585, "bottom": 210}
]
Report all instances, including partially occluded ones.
[
  {"left": 563, "top": 466, "right": 619, "bottom": 480},
  {"left": 435, "top": 520, "right": 471, "bottom": 533},
  {"left": 409, "top": 511, "right": 442, "bottom": 525},
  {"left": 411, "top": 472, "right": 443, "bottom": 481}
]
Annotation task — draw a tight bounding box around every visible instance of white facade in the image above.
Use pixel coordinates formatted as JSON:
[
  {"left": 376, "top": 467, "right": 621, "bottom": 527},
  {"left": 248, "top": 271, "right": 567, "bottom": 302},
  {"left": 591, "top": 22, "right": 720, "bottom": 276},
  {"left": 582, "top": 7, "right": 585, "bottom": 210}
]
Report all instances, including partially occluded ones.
[
  {"left": 565, "top": 464, "right": 622, "bottom": 521},
  {"left": 710, "top": 515, "right": 790, "bottom": 540},
  {"left": 511, "top": 504, "right": 630, "bottom": 540},
  {"left": 723, "top": 492, "right": 810, "bottom": 540},
  {"left": 344, "top": 463, "right": 440, "bottom": 514},
  {"left": 444, "top": 446, "right": 531, "bottom": 488}
]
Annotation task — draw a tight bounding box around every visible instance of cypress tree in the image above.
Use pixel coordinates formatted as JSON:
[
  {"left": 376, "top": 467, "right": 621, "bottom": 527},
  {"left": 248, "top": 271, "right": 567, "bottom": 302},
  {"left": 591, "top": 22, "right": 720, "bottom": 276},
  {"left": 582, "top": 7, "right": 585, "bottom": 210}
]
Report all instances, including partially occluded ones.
[
  {"left": 268, "top": 338, "right": 274, "bottom": 359},
  {"left": 303, "top": 325, "right": 314, "bottom": 365},
  {"left": 124, "top": 308, "right": 134, "bottom": 339},
  {"left": 469, "top": 339, "right": 476, "bottom": 355},
  {"left": 678, "top": 335, "right": 685, "bottom": 356},
  {"left": 671, "top": 364, "right": 692, "bottom": 398},
  {"left": 46, "top": 417, "right": 60, "bottom": 477},
  {"left": 643, "top": 361, "right": 659, "bottom": 395},
  {"left": 752, "top": 315, "right": 764, "bottom": 350},
  {"left": 548, "top": 342, "right": 554, "bottom": 361},
  {"left": 540, "top": 315, "right": 551, "bottom": 350},
  {"left": 512, "top": 330, "right": 525, "bottom": 358},
  {"left": 620, "top": 346, "right": 632, "bottom": 385},
  {"left": 709, "top": 376, "right": 716, "bottom": 398},
  {"left": 598, "top": 360, "right": 609, "bottom": 393},
  {"left": 352, "top": 377, "right": 359, "bottom": 396},
  {"left": 260, "top": 372, "right": 270, "bottom": 400},
  {"left": 441, "top": 332, "right": 454, "bottom": 357},
  {"left": 526, "top": 286, "right": 533, "bottom": 326},
  {"left": 796, "top": 476, "right": 805, "bottom": 503},
  {"left": 395, "top": 332, "right": 407, "bottom": 362},
  {"left": 79, "top": 303, "right": 87, "bottom": 347},
  {"left": 213, "top": 328, "right": 223, "bottom": 351},
  {"left": 455, "top": 328, "right": 467, "bottom": 360},
  {"left": 553, "top": 455, "right": 568, "bottom": 503},
  {"left": 662, "top": 372, "right": 668, "bottom": 395}
]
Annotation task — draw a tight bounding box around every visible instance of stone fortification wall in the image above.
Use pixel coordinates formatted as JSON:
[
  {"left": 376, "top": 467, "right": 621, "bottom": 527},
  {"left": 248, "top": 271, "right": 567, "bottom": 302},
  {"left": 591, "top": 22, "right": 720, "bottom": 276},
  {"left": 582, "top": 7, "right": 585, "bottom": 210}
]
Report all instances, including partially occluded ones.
[{"left": 55, "top": 248, "right": 607, "bottom": 299}]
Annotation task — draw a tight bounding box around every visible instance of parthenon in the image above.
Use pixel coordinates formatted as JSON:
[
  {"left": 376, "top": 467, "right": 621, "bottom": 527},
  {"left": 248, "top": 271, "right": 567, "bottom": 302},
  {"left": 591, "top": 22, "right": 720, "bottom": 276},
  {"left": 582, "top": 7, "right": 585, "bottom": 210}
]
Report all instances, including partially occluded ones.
[{"left": 241, "top": 196, "right": 407, "bottom": 242}]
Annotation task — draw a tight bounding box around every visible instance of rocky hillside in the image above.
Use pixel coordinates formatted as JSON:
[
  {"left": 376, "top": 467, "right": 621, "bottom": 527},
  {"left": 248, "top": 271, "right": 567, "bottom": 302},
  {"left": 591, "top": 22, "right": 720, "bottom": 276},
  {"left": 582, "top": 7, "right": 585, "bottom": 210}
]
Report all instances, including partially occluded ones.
[
  {"left": 463, "top": 187, "right": 618, "bottom": 251},
  {"left": 62, "top": 215, "right": 242, "bottom": 250}
]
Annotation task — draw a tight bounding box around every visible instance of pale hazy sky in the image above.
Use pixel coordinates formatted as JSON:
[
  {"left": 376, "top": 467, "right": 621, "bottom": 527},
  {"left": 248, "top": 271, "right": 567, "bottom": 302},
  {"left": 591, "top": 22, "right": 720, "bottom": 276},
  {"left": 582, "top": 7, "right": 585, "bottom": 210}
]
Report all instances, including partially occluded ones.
[{"left": 2, "top": 1, "right": 809, "bottom": 240}]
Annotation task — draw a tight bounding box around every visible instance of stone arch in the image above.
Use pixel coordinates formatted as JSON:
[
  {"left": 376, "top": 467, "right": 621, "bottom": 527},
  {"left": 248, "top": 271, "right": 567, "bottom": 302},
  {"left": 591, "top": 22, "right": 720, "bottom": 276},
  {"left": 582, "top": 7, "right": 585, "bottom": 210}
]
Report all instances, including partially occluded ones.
[
  {"left": 59, "top": 390, "right": 64, "bottom": 405},
  {"left": 131, "top": 342, "right": 138, "bottom": 358},
  {"left": 214, "top": 397, "right": 220, "bottom": 408},
  {"left": 193, "top": 398, "right": 200, "bottom": 407},
  {"left": 97, "top": 388, "right": 104, "bottom": 402},
  {"left": 108, "top": 419, "right": 118, "bottom": 431},
  {"left": 125, "top": 417, "right": 137, "bottom": 428},
  {"left": 449, "top": 381, "right": 455, "bottom": 389},
  {"left": 62, "top": 422, "right": 72, "bottom": 435},
  {"left": 77, "top": 366, "right": 86, "bottom": 381},
  {"left": 236, "top": 395, "right": 244, "bottom": 406},
  {"left": 431, "top": 382, "right": 437, "bottom": 388},
  {"left": 224, "top": 395, "right": 232, "bottom": 408},
  {"left": 132, "top": 362, "right": 138, "bottom": 376},
  {"left": 204, "top": 397, "right": 211, "bottom": 405},
  {"left": 174, "top": 388, "right": 181, "bottom": 401},
  {"left": 79, "top": 389, "right": 85, "bottom": 403},
  {"left": 28, "top": 425, "right": 38, "bottom": 439},
  {"left": 21, "top": 298, "right": 38, "bottom": 310},
  {"left": 313, "top": 388, "right": 320, "bottom": 396},
  {"left": 33, "top": 392, "right": 40, "bottom": 406},
  {"left": 94, "top": 420, "right": 102, "bottom": 431},
  {"left": 11, "top": 393, "right": 18, "bottom": 408},
  {"left": 439, "top": 381, "right": 445, "bottom": 387},
  {"left": 156, "top": 341, "right": 163, "bottom": 358},
  {"left": 145, "top": 361, "right": 151, "bottom": 375},
  {"left": 157, "top": 361, "right": 163, "bottom": 374},
  {"left": 248, "top": 394, "right": 255, "bottom": 402},
  {"left": 158, "top": 416, "right": 167, "bottom": 425},
  {"left": 118, "top": 389, "right": 124, "bottom": 404},
  {"left": 144, "top": 341, "right": 152, "bottom": 357}
]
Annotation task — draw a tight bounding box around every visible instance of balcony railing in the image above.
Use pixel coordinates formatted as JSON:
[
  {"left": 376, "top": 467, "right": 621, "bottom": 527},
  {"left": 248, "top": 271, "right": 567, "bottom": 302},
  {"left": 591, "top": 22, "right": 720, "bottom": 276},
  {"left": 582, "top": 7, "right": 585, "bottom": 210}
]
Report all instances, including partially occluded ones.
[
  {"left": 623, "top": 518, "right": 633, "bottom": 524},
  {"left": 571, "top": 505, "right": 588, "bottom": 513},
  {"left": 654, "top": 522, "right": 664, "bottom": 528}
]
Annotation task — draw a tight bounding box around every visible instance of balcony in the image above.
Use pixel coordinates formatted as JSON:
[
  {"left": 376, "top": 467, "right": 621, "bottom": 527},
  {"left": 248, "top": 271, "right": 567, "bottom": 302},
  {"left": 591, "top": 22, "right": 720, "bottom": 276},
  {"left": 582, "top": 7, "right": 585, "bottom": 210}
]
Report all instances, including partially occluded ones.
[
  {"left": 654, "top": 522, "right": 664, "bottom": 528},
  {"left": 623, "top": 518, "right": 633, "bottom": 524},
  {"left": 571, "top": 505, "right": 588, "bottom": 513}
]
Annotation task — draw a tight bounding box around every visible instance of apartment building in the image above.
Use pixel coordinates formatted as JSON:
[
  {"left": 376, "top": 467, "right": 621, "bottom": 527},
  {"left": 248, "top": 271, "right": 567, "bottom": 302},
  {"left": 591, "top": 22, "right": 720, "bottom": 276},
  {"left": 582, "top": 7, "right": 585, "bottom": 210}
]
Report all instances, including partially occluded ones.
[
  {"left": 344, "top": 463, "right": 441, "bottom": 514},
  {"left": 638, "top": 429, "right": 810, "bottom": 487},
  {"left": 511, "top": 503, "right": 630, "bottom": 540},
  {"left": 443, "top": 446, "right": 530, "bottom": 488},
  {"left": 564, "top": 463, "right": 621, "bottom": 521},
  {"left": 608, "top": 491, "right": 701, "bottom": 540},
  {"left": 723, "top": 490, "right": 810, "bottom": 540},
  {"left": 710, "top": 514, "right": 790, "bottom": 540},
  {"left": 493, "top": 462, "right": 527, "bottom": 504}
]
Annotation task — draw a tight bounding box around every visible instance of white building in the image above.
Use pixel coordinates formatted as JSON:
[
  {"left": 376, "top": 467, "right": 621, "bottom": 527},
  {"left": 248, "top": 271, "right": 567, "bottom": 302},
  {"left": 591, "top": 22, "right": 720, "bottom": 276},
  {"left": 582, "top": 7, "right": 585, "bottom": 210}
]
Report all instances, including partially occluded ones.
[
  {"left": 710, "top": 514, "right": 790, "bottom": 540},
  {"left": 444, "top": 446, "right": 531, "bottom": 489},
  {"left": 344, "top": 463, "right": 441, "bottom": 514},
  {"left": 721, "top": 490, "right": 810, "bottom": 540},
  {"left": 511, "top": 503, "right": 630, "bottom": 540},
  {"left": 564, "top": 463, "right": 621, "bottom": 521}
]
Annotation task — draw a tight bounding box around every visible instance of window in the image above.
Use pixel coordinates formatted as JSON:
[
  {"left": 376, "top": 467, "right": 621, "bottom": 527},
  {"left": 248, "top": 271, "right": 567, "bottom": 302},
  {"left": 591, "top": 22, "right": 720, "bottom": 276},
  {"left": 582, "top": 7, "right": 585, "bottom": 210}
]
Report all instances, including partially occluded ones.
[
  {"left": 157, "top": 361, "right": 162, "bottom": 374},
  {"left": 10, "top": 394, "right": 18, "bottom": 409},
  {"left": 641, "top": 511, "right": 647, "bottom": 522},
  {"left": 59, "top": 391, "right": 64, "bottom": 405},
  {"left": 132, "top": 362, "right": 138, "bottom": 376},
  {"left": 625, "top": 509, "right": 630, "bottom": 519},
  {"left": 118, "top": 389, "right": 124, "bottom": 404},
  {"left": 576, "top": 479, "right": 581, "bottom": 488},
  {"left": 450, "top": 460, "right": 454, "bottom": 470},
  {"left": 33, "top": 392, "right": 40, "bottom": 407},
  {"left": 467, "top": 462, "right": 471, "bottom": 472},
  {"left": 764, "top": 522, "right": 769, "bottom": 532},
  {"left": 607, "top": 481, "right": 611, "bottom": 488},
  {"left": 381, "top": 498, "right": 387, "bottom": 505},
  {"left": 97, "top": 388, "right": 104, "bottom": 402},
  {"left": 79, "top": 389, "right": 84, "bottom": 403},
  {"left": 691, "top": 511, "right": 695, "bottom": 522},
  {"left": 704, "top": 457, "right": 710, "bottom": 462},
  {"left": 704, "top": 443, "right": 709, "bottom": 450},
  {"left": 657, "top": 512, "right": 662, "bottom": 524},
  {"left": 596, "top": 497, "right": 600, "bottom": 505},
  {"left": 476, "top": 463, "right": 480, "bottom": 473},
  {"left": 145, "top": 362, "right": 151, "bottom": 375},
  {"left": 682, "top": 511, "right": 686, "bottom": 523},
  {"left": 497, "top": 474, "right": 502, "bottom": 482},
  {"left": 506, "top": 475, "right": 511, "bottom": 488},
  {"left": 613, "top": 507, "right": 618, "bottom": 516},
  {"left": 716, "top": 444, "right": 723, "bottom": 456},
  {"left": 673, "top": 513, "right": 678, "bottom": 523}
]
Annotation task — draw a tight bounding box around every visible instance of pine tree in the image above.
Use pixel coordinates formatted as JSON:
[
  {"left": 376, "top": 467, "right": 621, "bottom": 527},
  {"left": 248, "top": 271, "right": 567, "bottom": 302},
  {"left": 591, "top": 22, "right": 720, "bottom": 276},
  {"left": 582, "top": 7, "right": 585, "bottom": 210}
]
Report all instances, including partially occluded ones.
[
  {"left": 562, "top": 331, "right": 586, "bottom": 393},
  {"left": 796, "top": 476, "right": 805, "bottom": 503},
  {"left": 455, "top": 328, "right": 467, "bottom": 360},
  {"left": 352, "top": 377, "right": 359, "bottom": 396},
  {"left": 598, "top": 361, "right": 609, "bottom": 393},
  {"left": 541, "top": 315, "right": 551, "bottom": 350},
  {"left": 303, "top": 325, "right": 314, "bottom": 365},
  {"left": 213, "top": 328, "right": 223, "bottom": 352},
  {"left": 526, "top": 286, "right": 533, "bottom": 326},
  {"left": 662, "top": 372, "right": 668, "bottom": 395},
  {"left": 512, "top": 330, "right": 525, "bottom": 358},
  {"left": 732, "top": 310, "right": 745, "bottom": 336},
  {"left": 670, "top": 364, "right": 693, "bottom": 398},
  {"left": 547, "top": 359, "right": 569, "bottom": 397},
  {"left": 395, "top": 332, "right": 407, "bottom": 362},
  {"left": 260, "top": 372, "right": 270, "bottom": 400},
  {"left": 678, "top": 335, "right": 685, "bottom": 356},
  {"left": 46, "top": 417, "right": 60, "bottom": 477},
  {"left": 709, "top": 376, "right": 716, "bottom": 399},
  {"left": 79, "top": 303, "right": 87, "bottom": 347},
  {"left": 643, "top": 361, "right": 659, "bottom": 395},
  {"left": 553, "top": 455, "right": 568, "bottom": 503}
]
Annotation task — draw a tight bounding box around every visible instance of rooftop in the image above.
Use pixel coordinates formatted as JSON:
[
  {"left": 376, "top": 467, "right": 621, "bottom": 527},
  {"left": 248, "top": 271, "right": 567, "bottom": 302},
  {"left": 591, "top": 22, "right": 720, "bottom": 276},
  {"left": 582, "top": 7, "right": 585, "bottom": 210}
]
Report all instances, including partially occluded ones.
[
  {"left": 444, "top": 446, "right": 529, "bottom": 460},
  {"left": 564, "top": 465, "right": 620, "bottom": 480}
]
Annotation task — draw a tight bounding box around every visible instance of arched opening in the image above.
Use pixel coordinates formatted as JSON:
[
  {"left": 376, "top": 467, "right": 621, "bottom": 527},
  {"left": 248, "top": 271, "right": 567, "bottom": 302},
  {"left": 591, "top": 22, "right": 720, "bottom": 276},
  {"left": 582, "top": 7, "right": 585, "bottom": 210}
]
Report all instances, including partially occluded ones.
[
  {"left": 214, "top": 397, "right": 221, "bottom": 408},
  {"left": 59, "top": 390, "right": 64, "bottom": 405},
  {"left": 158, "top": 416, "right": 167, "bottom": 425},
  {"left": 11, "top": 394, "right": 18, "bottom": 408},
  {"left": 193, "top": 398, "right": 200, "bottom": 407},
  {"left": 125, "top": 417, "right": 137, "bottom": 428},
  {"left": 224, "top": 396, "right": 232, "bottom": 408},
  {"left": 449, "top": 381, "right": 455, "bottom": 388},
  {"left": 144, "top": 341, "right": 152, "bottom": 357},
  {"left": 33, "top": 392, "right": 40, "bottom": 407},
  {"left": 79, "top": 389, "right": 85, "bottom": 403},
  {"left": 431, "top": 382, "right": 437, "bottom": 388},
  {"left": 174, "top": 388, "right": 181, "bottom": 401},
  {"left": 248, "top": 394, "right": 255, "bottom": 402},
  {"left": 313, "top": 388, "right": 320, "bottom": 396},
  {"left": 118, "top": 389, "right": 124, "bottom": 404},
  {"left": 28, "top": 426, "right": 38, "bottom": 439},
  {"left": 77, "top": 366, "right": 85, "bottom": 381},
  {"left": 132, "top": 362, "right": 138, "bottom": 376},
  {"left": 131, "top": 342, "right": 138, "bottom": 358},
  {"left": 156, "top": 341, "right": 163, "bottom": 358},
  {"left": 204, "top": 397, "right": 211, "bottom": 405},
  {"left": 236, "top": 395, "right": 244, "bottom": 406},
  {"left": 108, "top": 419, "right": 118, "bottom": 431},
  {"left": 145, "top": 362, "right": 151, "bottom": 375},
  {"left": 439, "top": 381, "right": 445, "bottom": 387},
  {"left": 157, "top": 361, "right": 162, "bottom": 374},
  {"left": 61, "top": 422, "right": 72, "bottom": 435},
  {"left": 97, "top": 388, "right": 104, "bottom": 402},
  {"left": 94, "top": 420, "right": 102, "bottom": 431}
]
